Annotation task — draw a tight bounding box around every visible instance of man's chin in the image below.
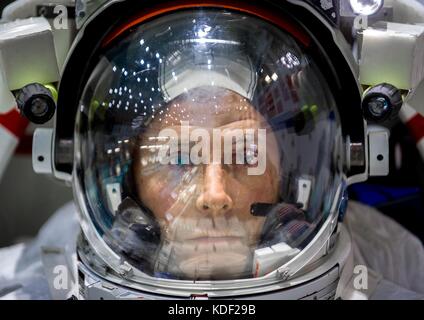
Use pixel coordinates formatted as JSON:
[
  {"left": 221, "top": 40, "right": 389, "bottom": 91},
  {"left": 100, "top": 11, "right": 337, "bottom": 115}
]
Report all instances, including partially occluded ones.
[{"left": 176, "top": 251, "right": 251, "bottom": 280}]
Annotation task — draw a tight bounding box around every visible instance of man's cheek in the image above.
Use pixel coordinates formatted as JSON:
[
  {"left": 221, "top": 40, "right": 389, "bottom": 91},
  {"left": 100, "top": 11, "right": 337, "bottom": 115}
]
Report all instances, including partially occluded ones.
[
  {"left": 239, "top": 185, "right": 270, "bottom": 203},
  {"left": 139, "top": 179, "right": 173, "bottom": 217},
  {"left": 249, "top": 174, "right": 279, "bottom": 201}
]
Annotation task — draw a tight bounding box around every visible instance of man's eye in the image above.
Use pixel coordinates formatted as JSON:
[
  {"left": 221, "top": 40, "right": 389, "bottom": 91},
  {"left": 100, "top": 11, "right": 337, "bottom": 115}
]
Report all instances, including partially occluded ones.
[
  {"left": 174, "top": 152, "right": 191, "bottom": 166},
  {"left": 176, "top": 153, "right": 185, "bottom": 166},
  {"left": 230, "top": 147, "right": 258, "bottom": 166},
  {"left": 245, "top": 145, "right": 259, "bottom": 164},
  {"left": 245, "top": 150, "right": 258, "bottom": 165}
]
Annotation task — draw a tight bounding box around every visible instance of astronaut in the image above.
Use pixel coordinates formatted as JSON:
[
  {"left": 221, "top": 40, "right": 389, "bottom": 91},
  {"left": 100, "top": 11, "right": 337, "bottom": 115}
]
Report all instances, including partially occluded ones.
[{"left": 1, "top": 0, "right": 424, "bottom": 300}]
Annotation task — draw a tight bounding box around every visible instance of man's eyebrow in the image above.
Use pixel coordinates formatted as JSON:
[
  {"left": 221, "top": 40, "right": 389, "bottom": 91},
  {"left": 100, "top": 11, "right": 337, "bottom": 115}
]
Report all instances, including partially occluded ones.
[
  {"left": 217, "top": 119, "right": 267, "bottom": 130},
  {"left": 153, "top": 124, "right": 203, "bottom": 132},
  {"left": 142, "top": 118, "right": 269, "bottom": 138}
]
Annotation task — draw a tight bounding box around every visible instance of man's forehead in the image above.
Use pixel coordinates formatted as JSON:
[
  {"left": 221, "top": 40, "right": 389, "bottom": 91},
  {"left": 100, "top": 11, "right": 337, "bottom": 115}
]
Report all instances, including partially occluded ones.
[{"left": 146, "top": 88, "right": 263, "bottom": 131}]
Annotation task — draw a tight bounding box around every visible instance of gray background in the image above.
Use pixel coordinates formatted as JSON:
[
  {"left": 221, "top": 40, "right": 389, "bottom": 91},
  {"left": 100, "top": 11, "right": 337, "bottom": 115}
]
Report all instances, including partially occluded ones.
[{"left": 0, "top": 155, "right": 73, "bottom": 246}]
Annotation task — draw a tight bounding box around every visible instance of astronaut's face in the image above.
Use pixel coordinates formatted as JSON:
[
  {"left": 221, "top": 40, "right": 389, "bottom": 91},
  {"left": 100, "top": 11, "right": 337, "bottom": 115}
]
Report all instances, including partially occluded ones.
[{"left": 134, "top": 87, "right": 280, "bottom": 279}]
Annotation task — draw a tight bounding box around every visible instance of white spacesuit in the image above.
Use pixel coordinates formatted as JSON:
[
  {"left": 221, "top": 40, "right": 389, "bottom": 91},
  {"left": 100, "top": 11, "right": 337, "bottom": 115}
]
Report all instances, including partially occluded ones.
[
  {"left": 1, "top": 200, "right": 423, "bottom": 299},
  {"left": 1, "top": 0, "right": 424, "bottom": 300}
]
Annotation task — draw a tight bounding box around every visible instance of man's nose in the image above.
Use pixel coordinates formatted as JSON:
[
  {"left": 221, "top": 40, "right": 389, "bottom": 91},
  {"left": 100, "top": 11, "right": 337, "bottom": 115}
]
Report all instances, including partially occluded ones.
[{"left": 196, "top": 164, "right": 233, "bottom": 215}]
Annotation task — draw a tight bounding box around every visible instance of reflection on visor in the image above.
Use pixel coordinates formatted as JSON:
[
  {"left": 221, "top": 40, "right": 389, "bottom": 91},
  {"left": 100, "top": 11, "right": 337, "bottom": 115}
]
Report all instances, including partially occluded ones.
[{"left": 77, "top": 9, "right": 345, "bottom": 281}]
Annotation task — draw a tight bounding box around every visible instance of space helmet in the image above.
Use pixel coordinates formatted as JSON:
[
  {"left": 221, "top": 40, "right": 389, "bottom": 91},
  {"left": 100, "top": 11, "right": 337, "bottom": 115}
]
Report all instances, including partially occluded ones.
[{"left": 50, "top": 0, "right": 366, "bottom": 298}]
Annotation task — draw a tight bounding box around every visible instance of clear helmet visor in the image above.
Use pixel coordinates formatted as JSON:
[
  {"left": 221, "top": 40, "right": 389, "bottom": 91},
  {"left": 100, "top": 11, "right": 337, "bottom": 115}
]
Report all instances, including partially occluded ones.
[{"left": 76, "top": 8, "right": 345, "bottom": 281}]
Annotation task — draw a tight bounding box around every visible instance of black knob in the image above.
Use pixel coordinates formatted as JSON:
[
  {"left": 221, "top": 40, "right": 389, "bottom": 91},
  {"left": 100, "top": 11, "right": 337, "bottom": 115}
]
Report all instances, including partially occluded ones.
[
  {"left": 16, "top": 83, "right": 56, "bottom": 124},
  {"left": 362, "top": 83, "right": 402, "bottom": 123}
]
